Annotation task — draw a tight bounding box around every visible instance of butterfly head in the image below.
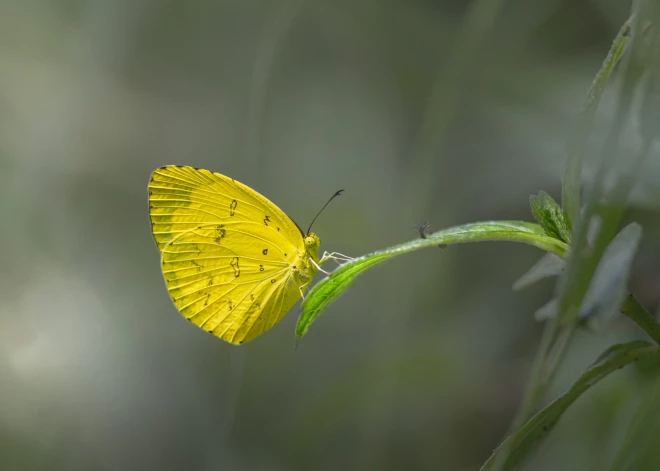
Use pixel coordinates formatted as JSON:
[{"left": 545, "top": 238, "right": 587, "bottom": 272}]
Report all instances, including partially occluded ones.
[
  {"left": 294, "top": 232, "right": 321, "bottom": 283},
  {"left": 304, "top": 232, "right": 321, "bottom": 259}
]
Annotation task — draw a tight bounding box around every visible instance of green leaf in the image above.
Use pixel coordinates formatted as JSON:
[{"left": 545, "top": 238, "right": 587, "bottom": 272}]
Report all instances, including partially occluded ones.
[
  {"left": 525, "top": 223, "right": 642, "bottom": 327},
  {"left": 561, "top": 15, "right": 634, "bottom": 229},
  {"left": 529, "top": 191, "right": 571, "bottom": 243},
  {"left": 582, "top": 222, "right": 642, "bottom": 331},
  {"left": 296, "top": 221, "right": 569, "bottom": 339},
  {"left": 533, "top": 298, "right": 557, "bottom": 322},
  {"left": 481, "top": 341, "right": 660, "bottom": 471},
  {"left": 512, "top": 253, "right": 565, "bottom": 291}
]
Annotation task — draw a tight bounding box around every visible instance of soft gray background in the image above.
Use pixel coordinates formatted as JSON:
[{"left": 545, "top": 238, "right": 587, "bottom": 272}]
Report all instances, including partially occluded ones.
[{"left": 2, "top": 1, "right": 660, "bottom": 470}]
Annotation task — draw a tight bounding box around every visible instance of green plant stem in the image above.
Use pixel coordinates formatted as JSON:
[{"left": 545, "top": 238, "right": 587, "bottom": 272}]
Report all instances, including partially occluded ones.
[
  {"left": 491, "top": 321, "right": 576, "bottom": 471},
  {"left": 509, "top": 321, "right": 558, "bottom": 429},
  {"left": 621, "top": 294, "right": 660, "bottom": 345}
]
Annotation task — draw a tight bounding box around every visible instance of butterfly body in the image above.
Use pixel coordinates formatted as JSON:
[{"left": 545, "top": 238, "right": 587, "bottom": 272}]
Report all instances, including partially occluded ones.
[{"left": 148, "top": 165, "right": 321, "bottom": 345}]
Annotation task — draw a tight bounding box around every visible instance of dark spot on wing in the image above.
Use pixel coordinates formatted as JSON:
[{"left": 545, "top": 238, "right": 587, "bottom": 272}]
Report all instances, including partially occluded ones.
[{"left": 230, "top": 257, "right": 240, "bottom": 277}]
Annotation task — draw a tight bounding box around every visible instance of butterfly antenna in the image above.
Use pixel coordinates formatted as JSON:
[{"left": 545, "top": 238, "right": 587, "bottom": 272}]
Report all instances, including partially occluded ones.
[{"left": 306, "top": 189, "right": 344, "bottom": 235}]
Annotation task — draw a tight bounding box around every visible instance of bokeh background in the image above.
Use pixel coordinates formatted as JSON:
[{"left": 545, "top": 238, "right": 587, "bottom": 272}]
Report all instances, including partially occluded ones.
[{"left": 2, "top": 1, "right": 660, "bottom": 470}]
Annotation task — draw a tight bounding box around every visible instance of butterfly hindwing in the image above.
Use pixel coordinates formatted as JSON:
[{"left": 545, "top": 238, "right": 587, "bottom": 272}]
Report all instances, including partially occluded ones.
[{"left": 160, "top": 223, "right": 304, "bottom": 344}]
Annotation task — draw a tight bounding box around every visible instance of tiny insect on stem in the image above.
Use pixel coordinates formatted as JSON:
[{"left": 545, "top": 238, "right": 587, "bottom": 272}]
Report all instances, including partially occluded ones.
[{"left": 415, "top": 221, "right": 447, "bottom": 248}]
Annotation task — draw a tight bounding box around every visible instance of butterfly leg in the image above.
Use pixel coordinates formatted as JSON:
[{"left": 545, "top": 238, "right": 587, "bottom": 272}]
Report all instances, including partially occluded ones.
[
  {"left": 326, "top": 251, "right": 351, "bottom": 259},
  {"left": 311, "top": 258, "right": 332, "bottom": 275},
  {"left": 298, "top": 282, "right": 310, "bottom": 300},
  {"left": 320, "top": 251, "right": 354, "bottom": 265}
]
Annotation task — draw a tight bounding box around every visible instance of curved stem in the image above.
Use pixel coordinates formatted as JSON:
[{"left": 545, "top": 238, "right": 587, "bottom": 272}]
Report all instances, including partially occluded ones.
[{"left": 621, "top": 293, "right": 660, "bottom": 345}]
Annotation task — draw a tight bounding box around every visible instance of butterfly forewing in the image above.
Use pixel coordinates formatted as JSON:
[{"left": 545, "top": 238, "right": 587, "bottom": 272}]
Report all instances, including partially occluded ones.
[{"left": 149, "top": 165, "right": 304, "bottom": 252}]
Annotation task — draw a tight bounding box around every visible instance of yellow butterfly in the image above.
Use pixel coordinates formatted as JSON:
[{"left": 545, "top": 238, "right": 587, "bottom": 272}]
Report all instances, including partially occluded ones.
[{"left": 148, "top": 165, "right": 346, "bottom": 345}]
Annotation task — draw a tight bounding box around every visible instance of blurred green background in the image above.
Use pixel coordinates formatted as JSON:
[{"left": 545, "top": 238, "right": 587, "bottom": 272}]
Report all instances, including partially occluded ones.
[{"left": 2, "top": 1, "right": 660, "bottom": 470}]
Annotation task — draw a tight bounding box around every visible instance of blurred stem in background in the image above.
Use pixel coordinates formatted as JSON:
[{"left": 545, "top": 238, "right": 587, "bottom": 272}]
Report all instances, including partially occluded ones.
[
  {"left": 407, "top": 0, "right": 506, "bottom": 217},
  {"left": 621, "top": 294, "right": 660, "bottom": 345},
  {"left": 245, "top": 0, "right": 306, "bottom": 184},
  {"left": 360, "top": 0, "right": 506, "bottom": 466}
]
